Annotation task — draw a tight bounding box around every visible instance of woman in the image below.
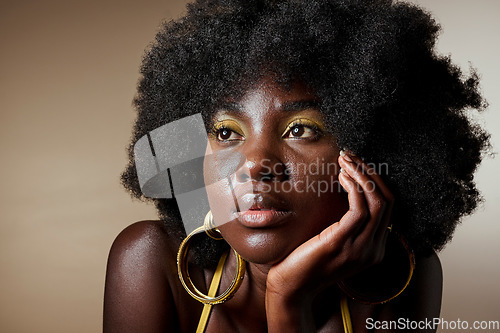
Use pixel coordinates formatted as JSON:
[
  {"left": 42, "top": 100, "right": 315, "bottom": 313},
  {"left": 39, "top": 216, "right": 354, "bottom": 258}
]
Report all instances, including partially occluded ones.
[{"left": 104, "top": 0, "right": 490, "bottom": 332}]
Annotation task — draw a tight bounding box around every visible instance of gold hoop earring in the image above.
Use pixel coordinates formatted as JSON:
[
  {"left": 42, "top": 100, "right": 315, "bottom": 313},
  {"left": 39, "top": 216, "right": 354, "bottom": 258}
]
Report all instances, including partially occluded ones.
[
  {"left": 337, "top": 229, "right": 415, "bottom": 304},
  {"left": 204, "top": 211, "right": 223, "bottom": 240},
  {"left": 177, "top": 223, "right": 246, "bottom": 305}
]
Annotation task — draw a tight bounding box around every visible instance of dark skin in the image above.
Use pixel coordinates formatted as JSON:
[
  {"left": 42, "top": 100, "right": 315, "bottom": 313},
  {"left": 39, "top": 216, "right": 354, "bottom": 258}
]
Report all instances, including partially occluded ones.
[{"left": 104, "top": 77, "right": 443, "bottom": 332}]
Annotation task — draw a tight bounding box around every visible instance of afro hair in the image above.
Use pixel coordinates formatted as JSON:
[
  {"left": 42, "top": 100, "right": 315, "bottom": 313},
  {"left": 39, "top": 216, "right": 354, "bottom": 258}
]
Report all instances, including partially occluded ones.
[{"left": 121, "top": 0, "right": 490, "bottom": 264}]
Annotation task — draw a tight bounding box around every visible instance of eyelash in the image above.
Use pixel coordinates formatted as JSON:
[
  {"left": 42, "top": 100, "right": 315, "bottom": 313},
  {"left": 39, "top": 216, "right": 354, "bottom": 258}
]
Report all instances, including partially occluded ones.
[
  {"left": 209, "top": 118, "right": 323, "bottom": 143},
  {"left": 282, "top": 119, "right": 323, "bottom": 140},
  {"left": 209, "top": 122, "right": 244, "bottom": 142}
]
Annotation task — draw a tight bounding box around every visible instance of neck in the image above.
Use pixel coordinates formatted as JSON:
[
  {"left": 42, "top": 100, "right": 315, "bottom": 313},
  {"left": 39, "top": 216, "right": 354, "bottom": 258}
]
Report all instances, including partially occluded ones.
[
  {"left": 229, "top": 250, "right": 273, "bottom": 301},
  {"left": 247, "top": 261, "right": 273, "bottom": 295},
  {"left": 217, "top": 251, "right": 272, "bottom": 328}
]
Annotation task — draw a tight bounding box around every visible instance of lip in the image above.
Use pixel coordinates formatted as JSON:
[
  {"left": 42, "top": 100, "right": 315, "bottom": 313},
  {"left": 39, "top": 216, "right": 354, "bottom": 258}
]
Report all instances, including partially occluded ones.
[
  {"left": 235, "top": 209, "right": 293, "bottom": 228},
  {"left": 231, "top": 192, "right": 293, "bottom": 228}
]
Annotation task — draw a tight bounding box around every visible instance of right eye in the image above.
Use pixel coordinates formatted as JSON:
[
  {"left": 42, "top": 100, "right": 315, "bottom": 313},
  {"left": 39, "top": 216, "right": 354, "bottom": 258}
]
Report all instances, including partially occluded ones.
[
  {"left": 210, "top": 119, "right": 245, "bottom": 143},
  {"left": 215, "top": 127, "right": 244, "bottom": 142}
]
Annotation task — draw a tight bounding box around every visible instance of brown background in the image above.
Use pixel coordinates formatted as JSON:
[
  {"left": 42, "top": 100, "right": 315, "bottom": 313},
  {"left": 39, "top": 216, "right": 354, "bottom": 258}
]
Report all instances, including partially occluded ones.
[{"left": 1, "top": 0, "right": 499, "bottom": 332}]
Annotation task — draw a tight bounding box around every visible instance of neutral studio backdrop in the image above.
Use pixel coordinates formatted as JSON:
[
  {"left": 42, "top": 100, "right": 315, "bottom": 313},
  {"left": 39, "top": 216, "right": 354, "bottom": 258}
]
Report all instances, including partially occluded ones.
[{"left": 1, "top": 1, "right": 499, "bottom": 332}]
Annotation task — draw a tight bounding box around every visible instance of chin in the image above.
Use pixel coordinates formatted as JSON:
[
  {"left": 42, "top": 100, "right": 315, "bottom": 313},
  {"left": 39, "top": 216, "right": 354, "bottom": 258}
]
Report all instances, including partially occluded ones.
[{"left": 222, "top": 227, "right": 300, "bottom": 265}]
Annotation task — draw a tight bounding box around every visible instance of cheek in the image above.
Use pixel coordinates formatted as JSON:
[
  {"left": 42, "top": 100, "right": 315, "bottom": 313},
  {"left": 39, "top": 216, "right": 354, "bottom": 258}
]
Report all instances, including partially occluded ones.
[
  {"left": 285, "top": 147, "right": 341, "bottom": 194},
  {"left": 285, "top": 149, "right": 348, "bottom": 225},
  {"left": 290, "top": 177, "right": 348, "bottom": 233},
  {"left": 203, "top": 149, "right": 247, "bottom": 228},
  {"left": 204, "top": 178, "right": 238, "bottom": 229}
]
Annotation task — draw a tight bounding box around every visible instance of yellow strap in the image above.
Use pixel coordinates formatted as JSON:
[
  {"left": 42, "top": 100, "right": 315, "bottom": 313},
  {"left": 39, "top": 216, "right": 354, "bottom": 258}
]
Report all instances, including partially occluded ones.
[
  {"left": 340, "top": 295, "right": 354, "bottom": 333},
  {"left": 195, "top": 251, "right": 228, "bottom": 333},
  {"left": 197, "top": 254, "right": 353, "bottom": 333}
]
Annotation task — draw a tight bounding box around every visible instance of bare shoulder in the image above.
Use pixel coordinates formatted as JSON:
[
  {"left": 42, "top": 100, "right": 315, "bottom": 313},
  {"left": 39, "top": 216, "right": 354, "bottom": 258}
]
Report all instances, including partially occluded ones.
[
  {"left": 411, "top": 251, "right": 443, "bottom": 316},
  {"left": 103, "top": 220, "right": 182, "bottom": 332},
  {"left": 415, "top": 251, "right": 442, "bottom": 284},
  {"left": 368, "top": 251, "right": 442, "bottom": 332},
  {"left": 107, "top": 220, "right": 180, "bottom": 262},
  {"left": 380, "top": 251, "right": 442, "bottom": 327},
  {"left": 105, "top": 220, "right": 182, "bottom": 287}
]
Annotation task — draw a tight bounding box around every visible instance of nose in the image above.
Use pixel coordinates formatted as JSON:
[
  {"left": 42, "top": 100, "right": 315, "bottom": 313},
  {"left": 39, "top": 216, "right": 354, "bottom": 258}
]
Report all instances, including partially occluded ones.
[{"left": 234, "top": 139, "right": 288, "bottom": 184}]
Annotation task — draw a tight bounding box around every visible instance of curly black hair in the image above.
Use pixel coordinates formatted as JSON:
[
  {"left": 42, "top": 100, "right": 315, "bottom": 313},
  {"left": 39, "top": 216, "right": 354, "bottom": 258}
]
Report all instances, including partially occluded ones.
[{"left": 121, "top": 0, "right": 490, "bottom": 263}]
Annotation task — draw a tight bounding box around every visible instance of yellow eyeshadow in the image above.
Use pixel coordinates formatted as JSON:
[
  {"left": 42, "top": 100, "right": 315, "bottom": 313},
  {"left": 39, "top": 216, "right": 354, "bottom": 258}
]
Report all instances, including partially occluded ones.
[
  {"left": 212, "top": 119, "right": 244, "bottom": 135},
  {"left": 281, "top": 118, "right": 326, "bottom": 136}
]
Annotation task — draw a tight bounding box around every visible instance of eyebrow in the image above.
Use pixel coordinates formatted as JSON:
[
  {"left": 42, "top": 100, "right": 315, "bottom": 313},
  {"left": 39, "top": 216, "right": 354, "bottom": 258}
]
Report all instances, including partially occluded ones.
[
  {"left": 281, "top": 100, "right": 321, "bottom": 112},
  {"left": 218, "top": 102, "right": 244, "bottom": 112},
  {"left": 217, "top": 100, "right": 321, "bottom": 113}
]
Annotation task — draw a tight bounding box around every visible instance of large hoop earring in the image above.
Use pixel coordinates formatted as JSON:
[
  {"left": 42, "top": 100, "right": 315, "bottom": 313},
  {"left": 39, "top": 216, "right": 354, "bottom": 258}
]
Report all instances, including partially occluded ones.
[
  {"left": 177, "top": 213, "right": 246, "bottom": 305},
  {"left": 337, "top": 229, "right": 415, "bottom": 304},
  {"left": 204, "top": 211, "right": 223, "bottom": 240}
]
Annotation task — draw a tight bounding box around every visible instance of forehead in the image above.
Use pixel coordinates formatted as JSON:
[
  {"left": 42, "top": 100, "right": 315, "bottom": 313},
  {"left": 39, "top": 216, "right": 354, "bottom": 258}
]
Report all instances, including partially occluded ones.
[{"left": 217, "top": 77, "right": 320, "bottom": 116}]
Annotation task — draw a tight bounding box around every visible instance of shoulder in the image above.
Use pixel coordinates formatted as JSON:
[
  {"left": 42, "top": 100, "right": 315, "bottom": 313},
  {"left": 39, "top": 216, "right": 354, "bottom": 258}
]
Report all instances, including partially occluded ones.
[
  {"left": 103, "top": 220, "right": 183, "bottom": 332},
  {"left": 105, "top": 220, "right": 182, "bottom": 284},
  {"left": 381, "top": 251, "right": 443, "bottom": 325},
  {"left": 351, "top": 250, "right": 442, "bottom": 328},
  {"left": 410, "top": 251, "right": 443, "bottom": 317},
  {"left": 415, "top": 251, "right": 442, "bottom": 283},
  {"left": 107, "top": 220, "right": 179, "bottom": 261}
]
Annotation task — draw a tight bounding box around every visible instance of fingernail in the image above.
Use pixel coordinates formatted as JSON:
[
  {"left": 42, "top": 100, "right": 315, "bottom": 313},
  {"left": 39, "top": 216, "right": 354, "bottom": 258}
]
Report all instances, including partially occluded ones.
[
  {"left": 340, "top": 167, "right": 344, "bottom": 174},
  {"left": 340, "top": 150, "right": 353, "bottom": 162}
]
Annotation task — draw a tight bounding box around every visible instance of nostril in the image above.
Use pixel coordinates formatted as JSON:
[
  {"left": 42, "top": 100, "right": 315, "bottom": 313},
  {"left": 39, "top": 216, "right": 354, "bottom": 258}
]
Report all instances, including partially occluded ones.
[
  {"left": 238, "top": 173, "right": 250, "bottom": 182},
  {"left": 236, "top": 158, "right": 289, "bottom": 182},
  {"left": 260, "top": 172, "right": 275, "bottom": 181}
]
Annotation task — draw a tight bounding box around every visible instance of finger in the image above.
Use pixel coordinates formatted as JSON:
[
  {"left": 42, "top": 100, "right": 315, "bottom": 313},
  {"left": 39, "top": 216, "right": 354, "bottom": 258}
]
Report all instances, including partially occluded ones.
[
  {"left": 338, "top": 154, "right": 397, "bottom": 256},
  {"left": 337, "top": 156, "right": 394, "bottom": 271},
  {"left": 338, "top": 155, "right": 387, "bottom": 234},
  {"left": 335, "top": 170, "right": 370, "bottom": 240},
  {"left": 345, "top": 154, "right": 395, "bottom": 236},
  {"left": 344, "top": 153, "right": 394, "bottom": 212}
]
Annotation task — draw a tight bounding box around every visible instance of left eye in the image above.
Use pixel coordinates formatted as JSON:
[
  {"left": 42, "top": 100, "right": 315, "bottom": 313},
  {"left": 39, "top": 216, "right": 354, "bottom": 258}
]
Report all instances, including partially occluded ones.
[{"left": 284, "top": 125, "right": 316, "bottom": 139}]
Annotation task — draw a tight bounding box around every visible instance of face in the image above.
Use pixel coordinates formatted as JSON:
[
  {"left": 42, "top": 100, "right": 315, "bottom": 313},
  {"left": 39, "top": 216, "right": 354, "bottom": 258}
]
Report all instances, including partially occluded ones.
[{"left": 204, "top": 77, "right": 349, "bottom": 265}]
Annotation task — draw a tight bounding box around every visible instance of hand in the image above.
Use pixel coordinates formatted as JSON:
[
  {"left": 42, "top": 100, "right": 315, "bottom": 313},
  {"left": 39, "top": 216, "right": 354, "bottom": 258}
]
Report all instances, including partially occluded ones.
[{"left": 265, "top": 151, "right": 394, "bottom": 330}]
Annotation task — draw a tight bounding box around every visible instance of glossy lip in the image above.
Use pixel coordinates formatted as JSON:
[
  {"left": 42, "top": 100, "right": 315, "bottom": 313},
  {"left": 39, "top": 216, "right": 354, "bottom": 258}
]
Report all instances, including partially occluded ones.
[
  {"left": 232, "top": 192, "right": 294, "bottom": 228},
  {"left": 235, "top": 209, "right": 293, "bottom": 228}
]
